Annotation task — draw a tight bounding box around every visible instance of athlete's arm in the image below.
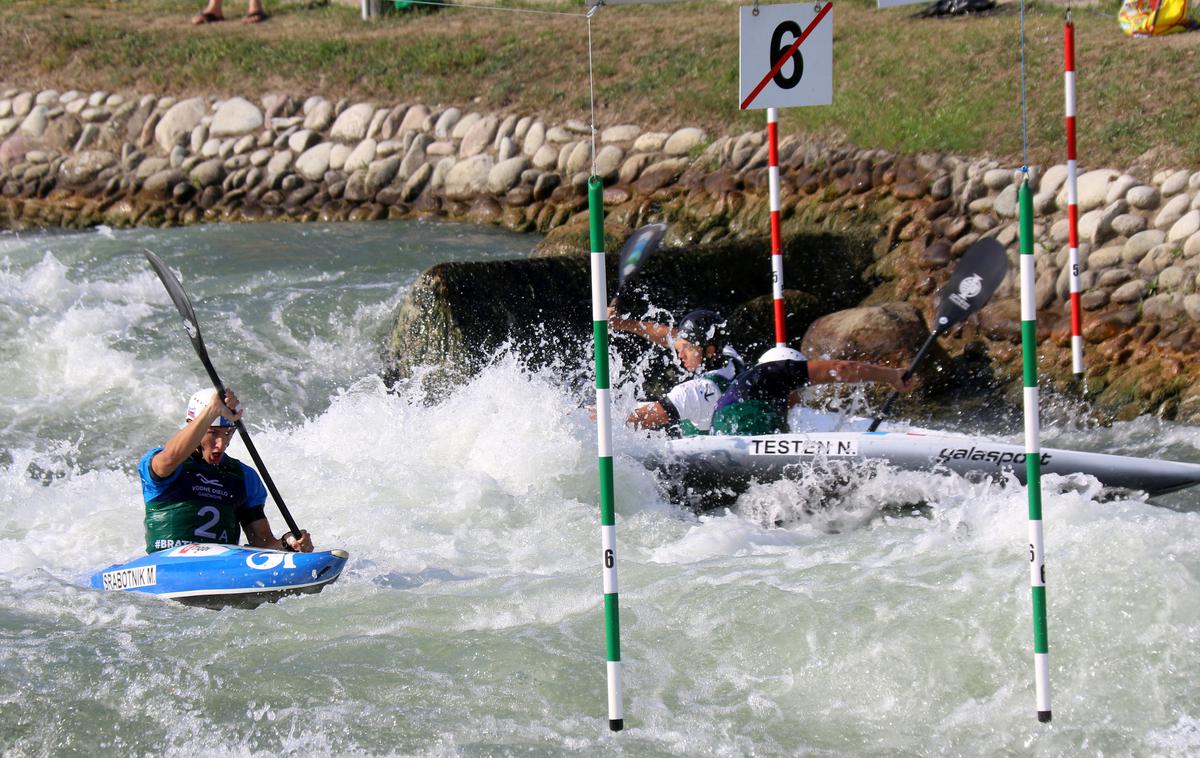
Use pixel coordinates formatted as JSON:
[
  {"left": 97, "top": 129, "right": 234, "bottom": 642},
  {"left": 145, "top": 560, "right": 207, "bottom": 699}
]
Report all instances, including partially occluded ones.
[
  {"left": 150, "top": 389, "right": 243, "bottom": 478},
  {"left": 607, "top": 307, "right": 678, "bottom": 350},
  {"left": 626, "top": 401, "right": 671, "bottom": 429},
  {"left": 244, "top": 518, "right": 314, "bottom": 552},
  {"left": 807, "top": 360, "right": 913, "bottom": 391}
]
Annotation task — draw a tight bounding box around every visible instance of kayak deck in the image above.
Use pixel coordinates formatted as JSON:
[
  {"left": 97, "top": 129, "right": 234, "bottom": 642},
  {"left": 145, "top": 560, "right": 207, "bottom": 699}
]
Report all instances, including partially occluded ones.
[{"left": 644, "top": 421, "right": 1200, "bottom": 507}]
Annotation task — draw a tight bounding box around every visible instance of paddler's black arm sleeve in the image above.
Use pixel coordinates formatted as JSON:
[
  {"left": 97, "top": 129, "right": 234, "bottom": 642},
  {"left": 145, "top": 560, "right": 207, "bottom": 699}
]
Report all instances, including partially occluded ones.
[
  {"left": 238, "top": 506, "right": 266, "bottom": 530},
  {"left": 656, "top": 396, "right": 683, "bottom": 438}
]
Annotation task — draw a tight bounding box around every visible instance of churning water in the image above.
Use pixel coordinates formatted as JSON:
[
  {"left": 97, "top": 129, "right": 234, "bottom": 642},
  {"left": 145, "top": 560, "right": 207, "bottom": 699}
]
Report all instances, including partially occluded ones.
[{"left": 0, "top": 221, "right": 1197, "bottom": 756}]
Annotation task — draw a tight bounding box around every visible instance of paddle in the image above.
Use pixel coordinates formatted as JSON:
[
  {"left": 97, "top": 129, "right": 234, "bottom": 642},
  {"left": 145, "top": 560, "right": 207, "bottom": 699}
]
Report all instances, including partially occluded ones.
[
  {"left": 143, "top": 249, "right": 303, "bottom": 542},
  {"left": 610, "top": 222, "right": 668, "bottom": 312},
  {"left": 867, "top": 237, "right": 1009, "bottom": 432},
  {"left": 602, "top": 223, "right": 670, "bottom": 392},
  {"left": 569, "top": 223, "right": 669, "bottom": 406}
]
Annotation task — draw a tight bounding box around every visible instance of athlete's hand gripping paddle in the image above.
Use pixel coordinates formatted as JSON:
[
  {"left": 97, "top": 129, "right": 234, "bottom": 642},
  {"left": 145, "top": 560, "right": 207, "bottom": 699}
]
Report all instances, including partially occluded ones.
[
  {"left": 867, "top": 237, "right": 1009, "bottom": 432},
  {"left": 144, "top": 249, "right": 303, "bottom": 543}
]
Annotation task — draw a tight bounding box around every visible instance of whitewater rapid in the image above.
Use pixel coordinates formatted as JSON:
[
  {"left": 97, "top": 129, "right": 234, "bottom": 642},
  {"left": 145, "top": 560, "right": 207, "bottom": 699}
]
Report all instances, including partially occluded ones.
[{"left": 0, "top": 222, "right": 1197, "bottom": 756}]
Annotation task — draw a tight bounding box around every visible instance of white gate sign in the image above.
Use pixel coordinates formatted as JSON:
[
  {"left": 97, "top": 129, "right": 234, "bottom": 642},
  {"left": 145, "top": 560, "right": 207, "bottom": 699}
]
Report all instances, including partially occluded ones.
[{"left": 739, "top": 2, "right": 833, "bottom": 110}]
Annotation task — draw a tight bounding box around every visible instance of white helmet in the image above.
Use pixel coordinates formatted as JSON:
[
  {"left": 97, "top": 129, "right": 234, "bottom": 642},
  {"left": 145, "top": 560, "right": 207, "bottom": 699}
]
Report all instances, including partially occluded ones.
[
  {"left": 757, "top": 346, "right": 806, "bottom": 365},
  {"left": 185, "top": 389, "right": 236, "bottom": 428}
]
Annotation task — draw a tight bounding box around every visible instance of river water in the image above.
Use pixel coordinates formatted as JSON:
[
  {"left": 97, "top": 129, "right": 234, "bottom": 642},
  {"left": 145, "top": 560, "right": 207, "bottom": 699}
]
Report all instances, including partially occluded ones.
[{"left": 0, "top": 221, "right": 1197, "bottom": 756}]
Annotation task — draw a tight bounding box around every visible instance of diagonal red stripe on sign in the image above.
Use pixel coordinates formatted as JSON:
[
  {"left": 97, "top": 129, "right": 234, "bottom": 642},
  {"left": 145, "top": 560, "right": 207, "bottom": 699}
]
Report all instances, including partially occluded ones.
[{"left": 740, "top": 2, "right": 833, "bottom": 111}]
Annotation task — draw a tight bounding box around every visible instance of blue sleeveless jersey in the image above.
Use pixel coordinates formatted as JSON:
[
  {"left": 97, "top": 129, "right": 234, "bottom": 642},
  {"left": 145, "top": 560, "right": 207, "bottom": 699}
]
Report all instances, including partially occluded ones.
[{"left": 139, "top": 448, "right": 268, "bottom": 553}]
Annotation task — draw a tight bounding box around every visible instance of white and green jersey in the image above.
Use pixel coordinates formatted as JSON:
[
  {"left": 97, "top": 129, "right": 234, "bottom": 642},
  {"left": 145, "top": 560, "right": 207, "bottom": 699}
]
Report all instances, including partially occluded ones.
[{"left": 660, "top": 351, "right": 744, "bottom": 436}]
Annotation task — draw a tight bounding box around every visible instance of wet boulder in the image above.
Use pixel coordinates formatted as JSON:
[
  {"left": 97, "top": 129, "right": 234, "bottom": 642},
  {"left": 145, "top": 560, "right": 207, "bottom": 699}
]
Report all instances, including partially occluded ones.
[
  {"left": 801, "top": 302, "right": 929, "bottom": 366},
  {"left": 385, "top": 232, "right": 878, "bottom": 393}
]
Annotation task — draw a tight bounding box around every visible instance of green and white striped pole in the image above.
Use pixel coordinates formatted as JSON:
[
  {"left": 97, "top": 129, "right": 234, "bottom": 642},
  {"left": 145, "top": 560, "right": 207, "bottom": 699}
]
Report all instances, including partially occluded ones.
[
  {"left": 1019, "top": 177, "right": 1052, "bottom": 723},
  {"left": 588, "top": 176, "right": 624, "bottom": 732}
]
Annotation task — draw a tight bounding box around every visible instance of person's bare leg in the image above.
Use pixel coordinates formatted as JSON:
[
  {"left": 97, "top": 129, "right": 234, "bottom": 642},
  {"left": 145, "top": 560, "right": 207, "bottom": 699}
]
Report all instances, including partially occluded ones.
[
  {"left": 192, "top": 0, "right": 225, "bottom": 24},
  {"left": 243, "top": 0, "right": 268, "bottom": 22}
]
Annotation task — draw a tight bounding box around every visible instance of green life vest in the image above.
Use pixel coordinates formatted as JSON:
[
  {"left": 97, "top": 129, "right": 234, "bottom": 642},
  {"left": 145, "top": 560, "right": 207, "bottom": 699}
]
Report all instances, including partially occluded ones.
[{"left": 143, "top": 454, "right": 249, "bottom": 553}]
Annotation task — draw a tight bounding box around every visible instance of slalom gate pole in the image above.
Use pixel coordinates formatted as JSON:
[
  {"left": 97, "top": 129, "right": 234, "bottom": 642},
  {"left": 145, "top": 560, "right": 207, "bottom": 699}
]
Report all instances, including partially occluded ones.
[
  {"left": 588, "top": 176, "right": 624, "bottom": 732},
  {"left": 1019, "top": 179, "right": 1052, "bottom": 723},
  {"left": 767, "top": 107, "right": 787, "bottom": 346},
  {"left": 1064, "top": 13, "right": 1083, "bottom": 380}
]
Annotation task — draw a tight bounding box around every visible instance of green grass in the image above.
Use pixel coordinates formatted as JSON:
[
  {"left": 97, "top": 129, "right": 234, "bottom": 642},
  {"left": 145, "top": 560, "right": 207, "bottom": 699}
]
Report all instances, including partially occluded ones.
[{"left": 0, "top": 0, "right": 1198, "bottom": 170}]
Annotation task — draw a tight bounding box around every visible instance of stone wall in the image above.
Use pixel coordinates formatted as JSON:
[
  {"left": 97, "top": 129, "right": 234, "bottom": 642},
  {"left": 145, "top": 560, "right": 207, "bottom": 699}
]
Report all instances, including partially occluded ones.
[{"left": 3, "top": 86, "right": 1200, "bottom": 421}]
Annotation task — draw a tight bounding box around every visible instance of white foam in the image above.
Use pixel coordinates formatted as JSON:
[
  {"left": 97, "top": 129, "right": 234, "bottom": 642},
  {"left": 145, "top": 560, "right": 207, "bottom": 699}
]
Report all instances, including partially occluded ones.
[{"left": 3, "top": 223, "right": 1199, "bottom": 754}]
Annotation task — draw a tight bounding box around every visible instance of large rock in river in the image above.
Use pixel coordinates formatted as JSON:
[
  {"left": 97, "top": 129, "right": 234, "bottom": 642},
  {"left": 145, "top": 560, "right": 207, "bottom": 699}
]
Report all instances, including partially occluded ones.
[
  {"left": 801, "top": 302, "right": 929, "bottom": 366},
  {"left": 800, "top": 301, "right": 958, "bottom": 400},
  {"left": 387, "top": 257, "right": 594, "bottom": 394},
  {"left": 385, "top": 233, "right": 879, "bottom": 393}
]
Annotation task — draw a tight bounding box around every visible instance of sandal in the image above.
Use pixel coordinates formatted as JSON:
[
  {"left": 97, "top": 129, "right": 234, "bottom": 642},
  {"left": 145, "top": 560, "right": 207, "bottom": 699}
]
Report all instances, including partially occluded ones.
[
  {"left": 242, "top": 10, "right": 269, "bottom": 23},
  {"left": 191, "top": 11, "right": 225, "bottom": 24}
]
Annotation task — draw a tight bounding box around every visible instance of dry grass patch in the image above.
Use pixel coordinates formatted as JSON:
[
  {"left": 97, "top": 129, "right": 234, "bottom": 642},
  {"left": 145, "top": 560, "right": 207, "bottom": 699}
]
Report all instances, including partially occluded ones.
[{"left": 0, "top": 0, "right": 1196, "bottom": 169}]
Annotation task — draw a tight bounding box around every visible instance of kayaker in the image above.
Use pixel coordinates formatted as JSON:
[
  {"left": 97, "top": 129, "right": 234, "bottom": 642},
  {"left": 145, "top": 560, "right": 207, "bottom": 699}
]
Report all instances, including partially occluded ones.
[
  {"left": 139, "top": 388, "right": 313, "bottom": 554},
  {"left": 608, "top": 308, "right": 745, "bottom": 436},
  {"left": 711, "top": 346, "right": 913, "bottom": 435}
]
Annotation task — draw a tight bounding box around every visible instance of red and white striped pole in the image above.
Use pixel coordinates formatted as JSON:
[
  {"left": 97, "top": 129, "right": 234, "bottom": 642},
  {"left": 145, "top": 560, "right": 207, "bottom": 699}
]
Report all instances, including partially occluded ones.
[
  {"left": 767, "top": 107, "right": 787, "bottom": 346},
  {"left": 1064, "top": 14, "right": 1083, "bottom": 380}
]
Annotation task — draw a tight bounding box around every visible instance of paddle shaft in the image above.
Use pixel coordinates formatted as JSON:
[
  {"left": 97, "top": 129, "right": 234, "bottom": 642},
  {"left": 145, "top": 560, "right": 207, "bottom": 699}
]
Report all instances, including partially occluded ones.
[
  {"left": 204, "top": 376, "right": 303, "bottom": 542},
  {"left": 145, "top": 250, "right": 302, "bottom": 541},
  {"left": 865, "top": 237, "right": 1009, "bottom": 433},
  {"left": 867, "top": 328, "right": 941, "bottom": 433}
]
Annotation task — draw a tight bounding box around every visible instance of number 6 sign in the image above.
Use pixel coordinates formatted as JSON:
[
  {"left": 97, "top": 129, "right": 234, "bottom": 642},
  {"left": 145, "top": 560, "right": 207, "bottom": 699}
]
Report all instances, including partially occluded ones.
[{"left": 739, "top": 2, "right": 833, "bottom": 110}]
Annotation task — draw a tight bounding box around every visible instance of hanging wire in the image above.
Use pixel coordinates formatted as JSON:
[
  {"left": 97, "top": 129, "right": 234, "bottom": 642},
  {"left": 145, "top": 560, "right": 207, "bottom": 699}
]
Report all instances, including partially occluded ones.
[
  {"left": 587, "top": 9, "right": 598, "bottom": 177},
  {"left": 1019, "top": 0, "right": 1030, "bottom": 174}
]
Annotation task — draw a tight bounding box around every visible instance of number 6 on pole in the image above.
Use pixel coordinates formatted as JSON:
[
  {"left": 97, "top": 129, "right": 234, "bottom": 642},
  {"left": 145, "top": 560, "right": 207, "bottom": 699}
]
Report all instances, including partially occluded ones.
[{"left": 739, "top": 2, "right": 833, "bottom": 110}]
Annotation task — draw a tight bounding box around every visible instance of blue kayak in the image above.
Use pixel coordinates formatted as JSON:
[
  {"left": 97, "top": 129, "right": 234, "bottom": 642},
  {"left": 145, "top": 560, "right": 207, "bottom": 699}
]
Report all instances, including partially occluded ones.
[{"left": 90, "top": 543, "right": 349, "bottom": 609}]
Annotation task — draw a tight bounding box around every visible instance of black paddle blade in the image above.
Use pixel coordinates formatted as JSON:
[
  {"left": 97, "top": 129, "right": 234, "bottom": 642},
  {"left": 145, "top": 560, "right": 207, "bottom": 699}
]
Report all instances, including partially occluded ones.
[
  {"left": 616, "top": 223, "right": 667, "bottom": 291},
  {"left": 866, "top": 237, "right": 1007, "bottom": 433},
  {"left": 144, "top": 249, "right": 224, "bottom": 392},
  {"left": 932, "top": 237, "right": 1008, "bottom": 333},
  {"left": 144, "top": 250, "right": 204, "bottom": 346}
]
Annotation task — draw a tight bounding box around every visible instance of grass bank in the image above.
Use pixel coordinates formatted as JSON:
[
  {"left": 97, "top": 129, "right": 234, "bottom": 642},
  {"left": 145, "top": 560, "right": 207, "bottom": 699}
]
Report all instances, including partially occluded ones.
[{"left": 1, "top": 0, "right": 1197, "bottom": 170}]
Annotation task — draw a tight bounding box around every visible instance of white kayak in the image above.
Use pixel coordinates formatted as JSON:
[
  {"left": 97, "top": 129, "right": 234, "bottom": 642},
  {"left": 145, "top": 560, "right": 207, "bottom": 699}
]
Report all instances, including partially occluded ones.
[{"left": 643, "top": 410, "right": 1200, "bottom": 502}]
